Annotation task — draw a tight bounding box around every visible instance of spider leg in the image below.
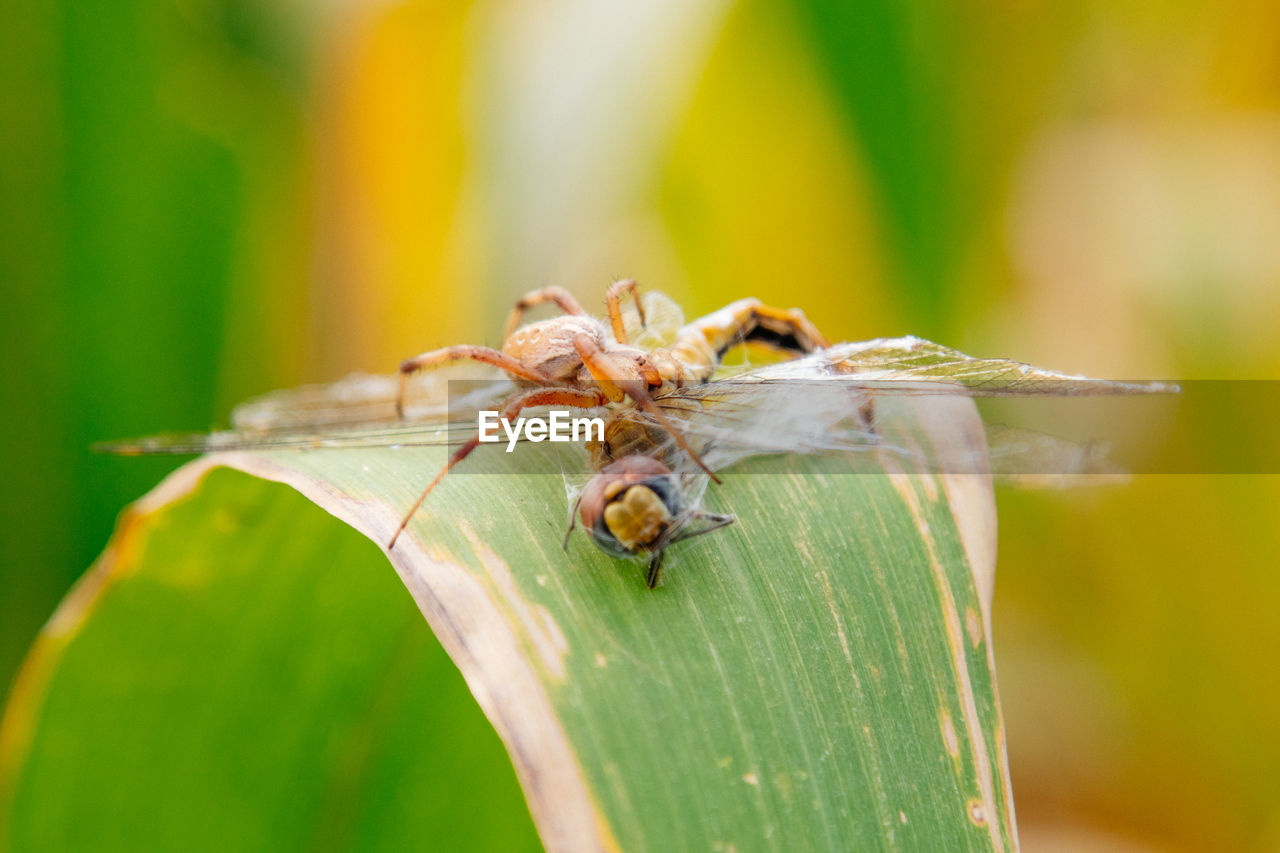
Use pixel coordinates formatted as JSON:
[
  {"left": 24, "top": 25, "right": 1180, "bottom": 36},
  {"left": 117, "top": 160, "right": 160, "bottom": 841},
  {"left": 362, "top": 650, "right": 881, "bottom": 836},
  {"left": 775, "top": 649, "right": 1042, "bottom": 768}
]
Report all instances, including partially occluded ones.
[
  {"left": 682, "top": 297, "right": 831, "bottom": 371},
  {"left": 396, "top": 345, "right": 556, "bottom": 419},
  {"left": 572, "top": 333, "right": 721, "bottom": 484},
  {"left": 502, "top": 286, "right": 587, "bottom": 340},
  {"left": 389, "top": 385, "right": 610, "bottom": 549},
  {"left": 605, "top": 279, "right": 646, "bottom": 344}
]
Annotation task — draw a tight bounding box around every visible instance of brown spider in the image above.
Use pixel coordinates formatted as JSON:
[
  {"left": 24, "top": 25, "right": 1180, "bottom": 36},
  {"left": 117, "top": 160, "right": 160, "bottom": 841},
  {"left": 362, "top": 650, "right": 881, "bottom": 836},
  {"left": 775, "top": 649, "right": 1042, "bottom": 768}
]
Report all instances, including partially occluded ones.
[{"left": 388, "top": 280, "right": 830, "bottom": 548}]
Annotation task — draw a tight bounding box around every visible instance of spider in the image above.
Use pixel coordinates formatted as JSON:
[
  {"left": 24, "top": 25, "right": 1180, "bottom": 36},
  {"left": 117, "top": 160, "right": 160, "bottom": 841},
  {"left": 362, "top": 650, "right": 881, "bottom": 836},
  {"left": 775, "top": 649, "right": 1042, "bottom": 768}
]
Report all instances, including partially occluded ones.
[{"left": 388, "top": 280, "right": 831, "bottom": 547}]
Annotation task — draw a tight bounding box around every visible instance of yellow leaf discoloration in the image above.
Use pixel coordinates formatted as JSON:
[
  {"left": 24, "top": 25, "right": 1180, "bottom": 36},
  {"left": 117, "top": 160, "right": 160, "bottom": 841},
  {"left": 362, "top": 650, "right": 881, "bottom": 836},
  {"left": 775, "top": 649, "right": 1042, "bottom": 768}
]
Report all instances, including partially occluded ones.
[
  {"left": 966, "top": 608, "right": 983, "bottom": 649},
  {"left": 886, "top": 397, "right": 1011, "bottom": 851},
  {"left": 940, "top": 707, "right": 961, "bottom": 759},
  {"left": 459, "top": 522, "right": 569, "bottom": 682}
]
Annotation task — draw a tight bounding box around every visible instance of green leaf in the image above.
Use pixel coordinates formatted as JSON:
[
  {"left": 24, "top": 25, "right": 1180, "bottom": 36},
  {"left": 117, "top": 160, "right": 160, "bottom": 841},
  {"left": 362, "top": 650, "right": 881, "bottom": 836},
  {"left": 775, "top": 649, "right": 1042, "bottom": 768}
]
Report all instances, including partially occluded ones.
[
  {"left": 0, "top": 468, "right": 540, "bottom": 853},
  {"left": 2, "top": 398, "right": 1016, "bottom": 852}
]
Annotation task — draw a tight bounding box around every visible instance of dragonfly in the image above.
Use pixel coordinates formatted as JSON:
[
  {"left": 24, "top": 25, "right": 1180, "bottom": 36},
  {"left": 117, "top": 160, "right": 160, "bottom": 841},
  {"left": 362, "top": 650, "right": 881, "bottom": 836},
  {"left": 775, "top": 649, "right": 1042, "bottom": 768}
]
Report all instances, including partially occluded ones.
[{"left": 101, "top": 289, "right": 1176, "bottom": 587}]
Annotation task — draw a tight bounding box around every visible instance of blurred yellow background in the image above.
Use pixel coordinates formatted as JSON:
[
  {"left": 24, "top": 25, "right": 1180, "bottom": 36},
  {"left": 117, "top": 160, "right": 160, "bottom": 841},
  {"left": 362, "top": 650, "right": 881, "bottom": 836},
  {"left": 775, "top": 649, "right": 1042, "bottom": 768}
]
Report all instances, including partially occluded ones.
[{"left": 3, "top": 0, "right": 1278, "bottom": 849}]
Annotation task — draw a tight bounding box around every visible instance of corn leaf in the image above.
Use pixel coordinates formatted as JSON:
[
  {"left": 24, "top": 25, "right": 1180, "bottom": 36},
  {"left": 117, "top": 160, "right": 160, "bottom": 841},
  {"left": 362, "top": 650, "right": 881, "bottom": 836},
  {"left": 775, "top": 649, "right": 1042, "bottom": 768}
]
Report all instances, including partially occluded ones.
[{"left": 1, "top": 398, "right": 1015, "bottom": 852}]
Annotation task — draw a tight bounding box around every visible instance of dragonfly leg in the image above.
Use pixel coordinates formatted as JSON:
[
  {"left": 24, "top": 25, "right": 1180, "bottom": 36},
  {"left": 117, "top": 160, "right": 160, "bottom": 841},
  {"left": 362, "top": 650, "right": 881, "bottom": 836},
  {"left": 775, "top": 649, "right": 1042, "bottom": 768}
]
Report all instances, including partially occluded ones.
[
  {"left": 605, "top": 279, "right": 646, "bottom": 344},
  {"left": 645, "top": 551, "right": 665, "bottom": 589},
  {"left": 389, "top": 385, "right": 609, "bottom": 549},
  {"left": 396, "top": 346, "right": 555, "bottom": 419},
  {"left": 502, "top": 286, "right": 587, "bottom": 340},
  {"left": 562, "top": 490, "right": 584, "bottom": 551},
  {"left": 670, "top": 510, "right": 736, "bottom": 544}
]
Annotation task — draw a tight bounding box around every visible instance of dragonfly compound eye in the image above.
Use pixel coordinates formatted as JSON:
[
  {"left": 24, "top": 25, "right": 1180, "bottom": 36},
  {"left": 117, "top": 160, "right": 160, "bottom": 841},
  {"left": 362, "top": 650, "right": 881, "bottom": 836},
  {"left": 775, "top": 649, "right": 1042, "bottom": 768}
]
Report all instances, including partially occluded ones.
[
  {"left": 602, "top": 484, "right": 671, "bottom": 551},
  {"left": 579, "top": 456, "right": 683, "bottom": 556}
]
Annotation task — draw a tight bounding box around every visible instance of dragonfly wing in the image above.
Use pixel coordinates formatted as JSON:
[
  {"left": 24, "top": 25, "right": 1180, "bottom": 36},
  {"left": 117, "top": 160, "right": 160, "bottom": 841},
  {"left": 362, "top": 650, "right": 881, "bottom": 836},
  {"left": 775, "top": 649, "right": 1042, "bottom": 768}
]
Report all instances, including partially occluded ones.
[
  {"left": 808, "top": 337, "right": 1177, "bottom": 396},
  {"left": 983, "top": 423, "right": 1130, "bottom": 486},
  {"left": 230, "top": 370, "right": 514, "bottom": 431},
  {"left": 651, "top": 380, "right": 887, "bottom": 472},
  {"left": 625, "top": 291, "right": 686, "bottom": 350},
  {"left": 652, "top": 335, "right": 1178, "bottom": 475},
  {"left": 653, "top": 380, "right": 1120, "bottom": 480},
  {"left": 99, "top": 369, "right": 515, "bottom": 455},
  {"left": 94, "top": 419, "right": 482, "bottom": 455}
]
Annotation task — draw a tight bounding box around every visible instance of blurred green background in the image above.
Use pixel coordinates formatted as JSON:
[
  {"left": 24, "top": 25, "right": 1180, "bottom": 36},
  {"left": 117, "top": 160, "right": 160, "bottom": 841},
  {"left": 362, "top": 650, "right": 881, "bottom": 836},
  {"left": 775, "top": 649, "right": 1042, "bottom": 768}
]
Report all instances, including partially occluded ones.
[{"left": 3, "top": 0, "right": 1278, "bottom": 849}]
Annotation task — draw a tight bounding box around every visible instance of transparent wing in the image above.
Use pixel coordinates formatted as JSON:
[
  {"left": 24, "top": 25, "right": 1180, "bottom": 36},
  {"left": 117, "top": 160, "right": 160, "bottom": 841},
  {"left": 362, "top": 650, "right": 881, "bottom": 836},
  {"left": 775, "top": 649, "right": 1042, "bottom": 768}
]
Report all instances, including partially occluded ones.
[
  {"left": 645, "top": 382, "right": 1148, "bottom": 481},
  {"left": 94, "top": 421, "right": 475, "bottom": 455},
  {"left": 653, "top": 381, "right": 884, "bottom": 468},
  {"left": 625, "top": 291, "right": 686, "bottom": 350},
  {"left": 729, "top": 337, "right": 1178, "bottom": 396},
  {"left": 97, "top": 371, "right": 515, "bottom": 455},
  {"left": 644, "top": 337, "right": 1176, "bottom": 476},
  {"left": 981, "top": 423, "right": 1130, "bottom": 485}
]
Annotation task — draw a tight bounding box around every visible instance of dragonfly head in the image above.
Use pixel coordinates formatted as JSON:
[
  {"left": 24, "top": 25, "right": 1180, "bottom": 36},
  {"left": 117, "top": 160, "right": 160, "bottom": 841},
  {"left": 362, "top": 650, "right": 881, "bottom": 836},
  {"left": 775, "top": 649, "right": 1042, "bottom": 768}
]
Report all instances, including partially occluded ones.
[{"left": 579, "top": 456, "right": 683, "bottom": 556}]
